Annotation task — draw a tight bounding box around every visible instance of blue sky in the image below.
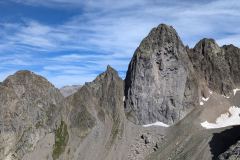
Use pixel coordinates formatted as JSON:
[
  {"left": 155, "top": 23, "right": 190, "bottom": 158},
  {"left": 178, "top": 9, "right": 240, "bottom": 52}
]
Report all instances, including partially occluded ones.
[{"left": 0, "top": 0, "right": 240, "bottom": 87}]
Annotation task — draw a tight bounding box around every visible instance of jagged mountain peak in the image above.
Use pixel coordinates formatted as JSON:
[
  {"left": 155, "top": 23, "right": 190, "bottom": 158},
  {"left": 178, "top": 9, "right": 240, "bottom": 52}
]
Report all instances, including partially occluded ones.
[
  {"left": 69, "top": 65, "right": 123, "bottom": 116},
  {"left": 189, "top": 37, "right": 240, "bottom": 95},
  {"left": 91, "top": 65, "right": 121, "bottom": 85},
  {"left": 194, "top": 38, "right": 240, "bottom": 53},
  {"left": 196, "top": 38, "right": 216, "bottom": 44},
  {"left": 105, "top": 64, "right": 119, "bottom": 76},
  {"left": 222, "top": 43, "right": 240, "bottom": 52},
  {"left": 193, "top": 38, "right": 221, "bottom": 55}
]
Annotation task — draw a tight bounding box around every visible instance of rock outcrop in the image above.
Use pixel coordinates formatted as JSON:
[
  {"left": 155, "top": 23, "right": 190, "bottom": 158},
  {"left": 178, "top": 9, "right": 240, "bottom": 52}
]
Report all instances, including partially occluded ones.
[
  {"left": 188, "top": 39, "right": 240, "bottom": 96},
  {"left": 62, "top": 65, "right": 127, "bottom": 160},
  {"left": 0, "top": 70, "right": 64, "bottom": 160},
  {"left": 219, "top": 140, "right": 240, "bottom": 160},
  {"left": 124, "top": 24, "right": 199, "bottom": 125}
]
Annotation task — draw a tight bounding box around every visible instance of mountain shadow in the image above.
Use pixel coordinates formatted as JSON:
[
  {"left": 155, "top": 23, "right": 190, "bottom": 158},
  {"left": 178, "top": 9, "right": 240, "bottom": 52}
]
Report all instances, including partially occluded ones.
[{"left": 209, "top": 125, "right": 240, "bottom": 159}]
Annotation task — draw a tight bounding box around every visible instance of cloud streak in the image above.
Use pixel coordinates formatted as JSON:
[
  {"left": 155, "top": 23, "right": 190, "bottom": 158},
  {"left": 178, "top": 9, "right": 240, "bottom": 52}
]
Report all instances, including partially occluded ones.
[{"left": 1, "top": 0, "right": 240, "bottom": 87}]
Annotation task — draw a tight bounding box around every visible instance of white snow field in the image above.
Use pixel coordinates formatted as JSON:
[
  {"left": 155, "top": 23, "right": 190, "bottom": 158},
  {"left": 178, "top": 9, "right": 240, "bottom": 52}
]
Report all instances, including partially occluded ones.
[
  {"left": 222, "top": 95, "right": 230, "bottom": 98},
  {"left": 233, "top": 88, "right": 240, "bottom": 95},
  {"left": 143, "top": 121, "right": 169, "bottom": 127},
  {"left": 201, "top": 106, "right": 240, "bottom": 129},
  {"left": 202, "top": 97, "right": 209, "bottom": 101},
  {"left": 200, "top": 96, "right": 210, "bottom": 106}
]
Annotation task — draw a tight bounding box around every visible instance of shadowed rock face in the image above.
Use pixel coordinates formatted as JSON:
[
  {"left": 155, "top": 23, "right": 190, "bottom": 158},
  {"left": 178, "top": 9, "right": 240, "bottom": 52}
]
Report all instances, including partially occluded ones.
[
  {"left": 219, "top": 140, "right": 240, "bottom": 160},
  {"left": 124, "top": 24, "right": 199, "bottom": 125},
  {"left": 0, "top": 70, "right": 64, "bottom": 160},
  {"left": 209, "top": 126, "right": 240, "bottom": 160}
]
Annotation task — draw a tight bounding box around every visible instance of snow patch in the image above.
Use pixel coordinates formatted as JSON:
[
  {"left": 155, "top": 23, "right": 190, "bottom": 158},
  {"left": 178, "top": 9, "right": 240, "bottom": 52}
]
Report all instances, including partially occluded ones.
[
  {"left": 233, "top": 88, "right": 240, "bottom": 95},
  {"left": 143, "top": 121, "right": 169, "bottom": 127},
  {"left": 201, "top": 106, "right": 240, "bottom": 129},
  {"left": 200, "top": 97, "right": 209, "bottom": 106},
  {"left": 202, "top": 97, "right": 209, "bottom": 101},
  {"left": 222, "top": 95, "right": 230, "bottom": 99},
  {"left": 209, "top": 90, "right": 213, "bottom": 94}
]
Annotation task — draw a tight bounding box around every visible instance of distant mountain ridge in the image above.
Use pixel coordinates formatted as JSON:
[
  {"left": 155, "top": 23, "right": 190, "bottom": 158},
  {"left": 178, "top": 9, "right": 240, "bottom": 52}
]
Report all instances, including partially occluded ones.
[{"left": 60, "top": 85, "right": 82, "bottom": 97}]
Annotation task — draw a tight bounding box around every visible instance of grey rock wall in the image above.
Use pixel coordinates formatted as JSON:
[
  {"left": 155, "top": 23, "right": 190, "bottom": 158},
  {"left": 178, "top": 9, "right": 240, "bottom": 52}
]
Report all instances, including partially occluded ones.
[{"left": 124, "top": 24, "right": 199, "bottom": 125}]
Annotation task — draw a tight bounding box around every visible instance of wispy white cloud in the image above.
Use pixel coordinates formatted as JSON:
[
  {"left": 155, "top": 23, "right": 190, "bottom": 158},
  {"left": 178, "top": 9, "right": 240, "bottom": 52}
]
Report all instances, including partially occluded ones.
[
  {"left": 1, "top": 0, "right": 240, "bottom": 87},
  {"left": 217, "top": 34, "right": 240, "bottom": 47}
]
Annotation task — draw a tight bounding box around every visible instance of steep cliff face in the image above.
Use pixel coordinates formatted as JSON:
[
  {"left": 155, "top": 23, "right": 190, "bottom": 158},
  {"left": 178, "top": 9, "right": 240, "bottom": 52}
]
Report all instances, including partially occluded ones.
[
  {"left": 124, "top": 24, "right": 199, "bottom": 125},
  {"left": 188, "top": 39, "right": 240, "bottom": 96},
  {"left": 0, "top": 71, "right": 64, "bottom": 160},
  {"left": 223, "top": 45, "right": 240, "bottom": 87}
]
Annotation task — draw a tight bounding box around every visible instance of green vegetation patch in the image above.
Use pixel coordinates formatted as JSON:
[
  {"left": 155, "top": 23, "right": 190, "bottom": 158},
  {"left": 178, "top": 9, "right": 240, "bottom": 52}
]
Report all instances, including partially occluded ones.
[{"left": 52, "top": 121, "right": 69, "bottom": 160}]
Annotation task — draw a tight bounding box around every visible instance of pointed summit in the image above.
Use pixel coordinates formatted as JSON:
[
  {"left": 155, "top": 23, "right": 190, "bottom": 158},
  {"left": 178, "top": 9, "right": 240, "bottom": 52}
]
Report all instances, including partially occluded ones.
[
  {"left": 66, "top": 64, "right": 125, "bottom": 152},
  {"left": 137, "top": 24, "right": 184, "bottom": 57},
  {"left": 124, "top": 24, "right": 198, "bottom": 125},
  {"left": 106, "top": 65, "right": 118, "bottom": 75},
  {"left": 92, "top": 65, "right": 120, "bottom": 84},
  {"left": 149, "top": 23, "right": 179, "bottom": 38},
  {"left": 149, "top": 23, "right": 180, "bottom": 41},
  {"left": 193, "top": 38, "right": 221, "bottom": 55},
  {"left": 189, "top": 38, "right": 234, "bottom": 95},
  {"left": 196, "top": 38, "right": 216, "bottom": 44}
]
